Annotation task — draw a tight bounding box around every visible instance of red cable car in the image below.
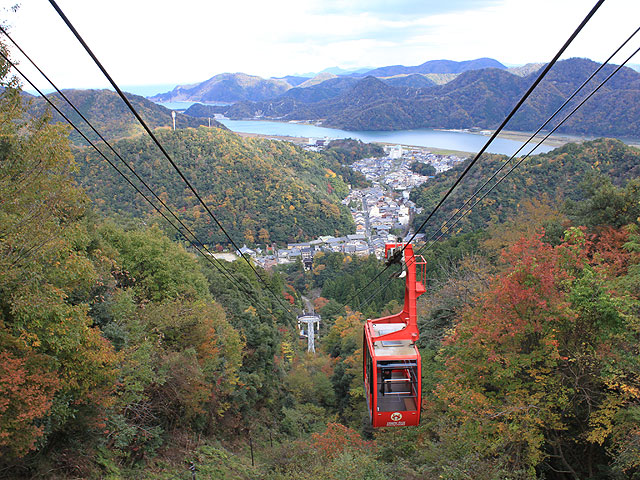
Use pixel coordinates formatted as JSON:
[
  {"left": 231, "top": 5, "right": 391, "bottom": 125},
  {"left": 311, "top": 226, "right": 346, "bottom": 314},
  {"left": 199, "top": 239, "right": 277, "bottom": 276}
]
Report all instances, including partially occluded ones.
[{"left": 364, "top": 243, "right": 426, "bottom": 427}]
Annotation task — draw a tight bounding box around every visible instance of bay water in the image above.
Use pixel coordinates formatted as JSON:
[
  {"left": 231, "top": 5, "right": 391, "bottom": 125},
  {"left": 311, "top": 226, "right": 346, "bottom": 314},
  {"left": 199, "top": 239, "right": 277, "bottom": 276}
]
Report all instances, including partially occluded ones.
[
  {"left": 216, "top": 119, "right": 555, "bottom": 156},
  {"left": 156, "top": 101, "right": 555, "bottom": 156}
]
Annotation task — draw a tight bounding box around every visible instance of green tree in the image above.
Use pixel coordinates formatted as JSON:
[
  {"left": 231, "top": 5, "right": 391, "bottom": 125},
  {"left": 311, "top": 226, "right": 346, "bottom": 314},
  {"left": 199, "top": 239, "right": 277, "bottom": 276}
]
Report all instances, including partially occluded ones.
[
  {"left": 96, "top": 222, "right": 211, "bottom": 302},
  {"left": 0, "top": 59, "right": 117, "bottom": 461},
  {"left": 410, "top": 161, "right": 437, "bottom": 176},
  {"left": 569, "top": 173, "right": 640, "bottom": 229}
]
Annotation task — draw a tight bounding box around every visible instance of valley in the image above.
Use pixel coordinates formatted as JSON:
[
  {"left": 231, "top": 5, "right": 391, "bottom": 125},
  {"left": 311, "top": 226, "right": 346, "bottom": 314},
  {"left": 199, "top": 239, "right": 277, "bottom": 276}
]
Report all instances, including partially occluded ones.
[{"left": 237, "top": 144, "right": 465, "bottom": 269}]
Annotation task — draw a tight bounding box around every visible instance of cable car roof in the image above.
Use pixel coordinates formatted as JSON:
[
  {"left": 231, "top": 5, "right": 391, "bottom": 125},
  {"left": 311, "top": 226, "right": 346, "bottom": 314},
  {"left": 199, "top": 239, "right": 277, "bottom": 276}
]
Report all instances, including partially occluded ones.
[{"left": 373, "top": 339, "right": 416, "bottom": 357}]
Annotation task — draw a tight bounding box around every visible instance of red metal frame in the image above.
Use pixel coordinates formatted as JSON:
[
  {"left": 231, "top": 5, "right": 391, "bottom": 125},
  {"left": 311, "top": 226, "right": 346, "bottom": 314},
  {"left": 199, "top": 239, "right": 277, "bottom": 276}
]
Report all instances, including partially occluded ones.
[{"left": 363, "top": 243, "right": 426, "bottom": 427}]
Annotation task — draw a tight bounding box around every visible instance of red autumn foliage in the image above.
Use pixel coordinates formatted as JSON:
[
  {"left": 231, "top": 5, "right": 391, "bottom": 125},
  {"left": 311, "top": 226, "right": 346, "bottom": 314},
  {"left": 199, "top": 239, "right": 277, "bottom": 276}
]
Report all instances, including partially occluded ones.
[
  {"left": 587, "top": 227, "right": 632, "bottom": 277},
  {"left": 445, "top": 232, "right": 576, "bottom": 351},
  {"left": 313, "top": 296, "right": 330, "bottom": 311},
  {"left": 284, "top": 292, "right": 295, "bottom": 304},
  {"left": 311, "top": 422, "right": 371, "bottom": 460},
  {"left": 0, "top": 351, "right": 60, "bottom": 458},
  {"left": 436, "top": 226, "right": 640, "bottom": 473}
]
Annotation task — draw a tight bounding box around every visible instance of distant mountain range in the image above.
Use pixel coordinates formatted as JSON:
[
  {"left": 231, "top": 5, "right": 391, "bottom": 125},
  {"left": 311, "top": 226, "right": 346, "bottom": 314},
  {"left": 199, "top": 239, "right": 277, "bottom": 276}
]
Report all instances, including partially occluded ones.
[
  {"left": 351, "top": 57, "right": 506, "bottom": 78},
  {"left": 298, "top": 66, "right": 373, "bottom": 77},
  {"left": 149, "top": 58, "right": 507, "bottom": 104},
  {"left": 146, "top": 57, "right": 640, "bottom": 138},
  {"left": 220, "top": 58, "right": 640, "bottom": 138}
]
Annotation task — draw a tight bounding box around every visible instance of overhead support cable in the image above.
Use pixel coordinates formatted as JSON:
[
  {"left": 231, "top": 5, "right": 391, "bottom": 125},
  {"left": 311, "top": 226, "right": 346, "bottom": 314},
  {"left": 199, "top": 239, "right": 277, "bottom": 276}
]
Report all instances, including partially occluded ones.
[
  {"left": 0, "top": 46, "right": 286, "bottom": 320},
  {"left": 404, "top": 0, "right": 606, "bottom": 247},
  {"left": 340, "top": 0, "right": 606, "bottom": 310},
  {"left": 47, "top": 0, "right": 295, "bottom": 318},
  {"left": 357, "top": 33, "right": 640, "bottom": 314},
  {"left": 0, "top": 26, "right": 247, "bottom": 291},
  {"left": 412, "top": 30, "right": 640, "bottom": 254},
  {"left": 0, "top": 50, "right": 242, "bottom": 289}
]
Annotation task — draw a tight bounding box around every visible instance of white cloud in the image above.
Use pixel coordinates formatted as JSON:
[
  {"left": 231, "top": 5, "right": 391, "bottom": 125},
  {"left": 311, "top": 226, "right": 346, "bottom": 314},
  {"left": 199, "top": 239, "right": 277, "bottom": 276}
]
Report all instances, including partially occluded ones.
[{"left": 1, "top": 0, "right": 638, "bottom": 90}]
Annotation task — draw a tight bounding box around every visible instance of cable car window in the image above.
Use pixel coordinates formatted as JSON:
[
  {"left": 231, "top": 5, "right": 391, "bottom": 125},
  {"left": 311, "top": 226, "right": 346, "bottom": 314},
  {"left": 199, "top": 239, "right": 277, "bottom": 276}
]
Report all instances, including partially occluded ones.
[
  {"left": 376, "top": 360, "right": 418, "bottom": 412},
  {"left": 367, "top": 351, "right": 374, "bottom": 397},
  {"left": 364, "top": 340, "right": 374, "bottom": 397}
]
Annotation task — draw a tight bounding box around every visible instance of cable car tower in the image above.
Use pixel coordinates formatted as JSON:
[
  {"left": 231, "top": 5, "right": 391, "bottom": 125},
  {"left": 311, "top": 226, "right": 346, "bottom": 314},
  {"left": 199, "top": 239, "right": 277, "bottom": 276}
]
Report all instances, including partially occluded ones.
[
  {"left": 297, "top": 313, "right": 321, "bottom": 353},
  {"left": 363, "top": 243, "right": 426, "bottom": 427}
]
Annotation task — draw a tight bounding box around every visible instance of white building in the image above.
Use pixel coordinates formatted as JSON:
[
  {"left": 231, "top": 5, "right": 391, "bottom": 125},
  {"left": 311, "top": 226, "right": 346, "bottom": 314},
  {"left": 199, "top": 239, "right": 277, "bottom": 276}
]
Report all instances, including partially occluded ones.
[{"left": 388, "top": 145, "right": 403, "bottom": 159}]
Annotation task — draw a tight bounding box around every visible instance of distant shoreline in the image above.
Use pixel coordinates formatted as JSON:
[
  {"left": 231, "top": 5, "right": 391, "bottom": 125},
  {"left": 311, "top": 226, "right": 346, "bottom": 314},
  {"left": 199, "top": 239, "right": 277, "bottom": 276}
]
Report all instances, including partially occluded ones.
[
  {"left": 482, "top": 129, "right": 640, "bottom": 150},
  {"left": 234, "top": 131, "right": 473, "bottom": 156},
  {"left": 437, "top": 128, "right": 583, "bottom": 148},
  {"left": 229, "top": 123, "right": 640, "bottom": 155}
]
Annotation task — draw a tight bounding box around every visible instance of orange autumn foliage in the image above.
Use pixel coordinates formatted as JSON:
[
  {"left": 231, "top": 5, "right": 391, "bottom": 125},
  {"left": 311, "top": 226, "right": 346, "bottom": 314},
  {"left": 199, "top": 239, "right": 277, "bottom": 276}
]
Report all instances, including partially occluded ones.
[
  {"left": 0, "top": 351, "right": 60, "bottom": 458},
  {"left": 311, "top": 423, "right": 372, "bottom": 460}
]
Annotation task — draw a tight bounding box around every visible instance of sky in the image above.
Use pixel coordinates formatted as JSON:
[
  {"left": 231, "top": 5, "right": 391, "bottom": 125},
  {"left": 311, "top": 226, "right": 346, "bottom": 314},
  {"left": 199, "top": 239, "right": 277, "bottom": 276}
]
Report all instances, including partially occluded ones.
[{"left": 0, "top": 0, "right": 639, "bottom": 94}]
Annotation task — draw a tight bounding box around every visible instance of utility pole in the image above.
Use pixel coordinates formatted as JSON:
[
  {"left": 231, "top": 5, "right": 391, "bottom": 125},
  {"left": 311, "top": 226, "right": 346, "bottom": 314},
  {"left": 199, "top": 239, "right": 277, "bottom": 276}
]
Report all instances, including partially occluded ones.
[
  {"left": 172, "top": 110, "right": 176, "bottom": 131},
  {"left": 249, "top": 435, "right": 254, "bottom": 466},
  {"left": 297, "top": 313, "right": 321, "bottom": 353}
]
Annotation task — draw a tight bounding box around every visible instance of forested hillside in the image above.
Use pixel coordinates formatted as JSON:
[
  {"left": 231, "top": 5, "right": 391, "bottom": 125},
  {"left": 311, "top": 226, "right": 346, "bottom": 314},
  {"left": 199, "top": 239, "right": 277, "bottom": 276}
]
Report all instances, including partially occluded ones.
[
  {"left": 1, "top": 75, "right": 331, "bottom": 478},
  {"left": 73, "top": 127, "right": 355, "bottom": 245},
  {"left": 27, "top": 89, "right": 221, "bottom": 145},
  {"left": 1, "top": 165, "right": 291, "bottom": 478},
  {"left": 183, "top": 102, "right": 228, "bottom": 117}
]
